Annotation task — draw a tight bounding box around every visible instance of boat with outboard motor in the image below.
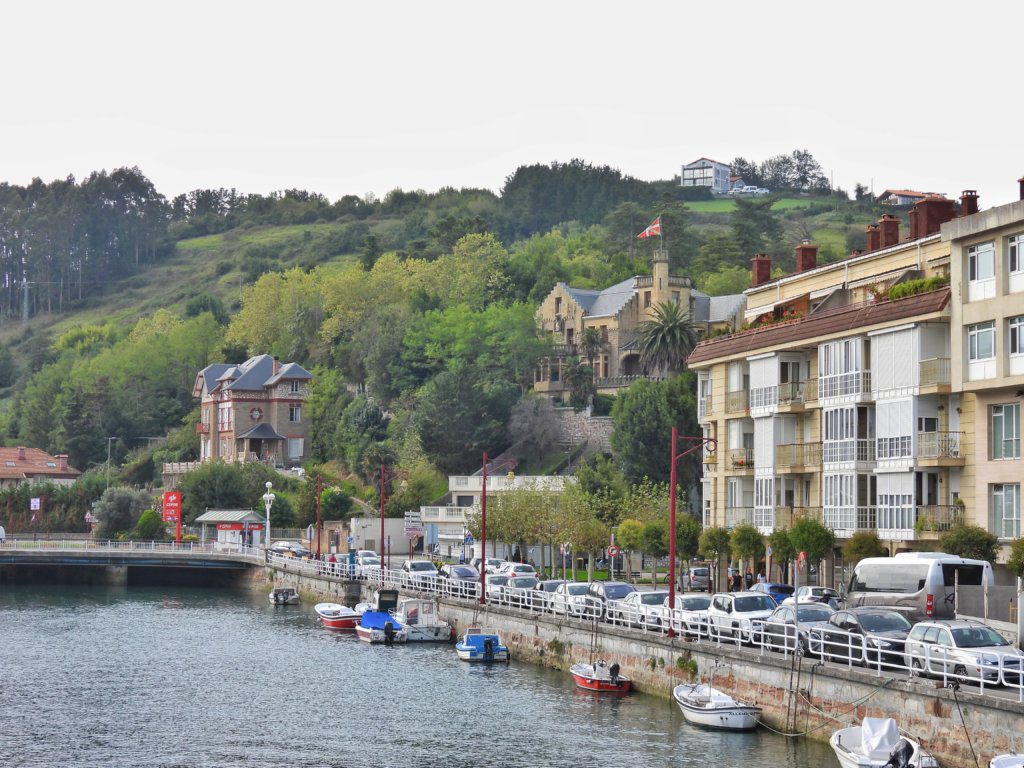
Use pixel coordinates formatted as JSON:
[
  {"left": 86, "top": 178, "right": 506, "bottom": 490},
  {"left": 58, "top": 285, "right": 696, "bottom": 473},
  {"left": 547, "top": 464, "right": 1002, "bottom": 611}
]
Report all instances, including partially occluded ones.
[
  {"left": 829, "top": 717, "right": 938, "bottom": 768},
  {"left": 314, "top": 602, "right": 360, "bottom": 630},
  {"left": 569, "top": 660, "right": 631, "bottom": 693},
  {"left": 356, "top": 589, "right": 407, "bottom": 644},
  {"left": 392, "top": 597, "right": 451, "bottom": 642},
  {"left": 269, "top": 587, "right": 300, "bottom": 605},
  {"left": 672, "top": 683, "right": 760, "bottom": 730},
  {"left": 455, "top": 627, "right": 508, "bottom": 662}
]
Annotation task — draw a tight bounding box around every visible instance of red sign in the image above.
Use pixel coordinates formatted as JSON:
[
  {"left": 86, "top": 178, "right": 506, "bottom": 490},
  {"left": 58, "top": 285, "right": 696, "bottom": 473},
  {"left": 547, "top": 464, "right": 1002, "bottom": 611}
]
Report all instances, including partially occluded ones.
[
  {"left": 162, "top": 492, "right": 181, "bottom": 523},
  {"left": 607, "top": 545, "right": 619, "bottom": 557},
  {"left": 216, "top": 523, "right": 264, "bottom": 531}
]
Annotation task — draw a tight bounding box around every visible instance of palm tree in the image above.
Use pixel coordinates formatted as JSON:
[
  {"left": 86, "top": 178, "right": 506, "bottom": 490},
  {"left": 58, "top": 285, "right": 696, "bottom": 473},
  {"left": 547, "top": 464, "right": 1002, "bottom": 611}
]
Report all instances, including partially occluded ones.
[
  {"left": 636, "top": 300, "right": 700, "bottom": 375},
  {"left": 579, "top": 327, "right": 602, "bottom": 366}
]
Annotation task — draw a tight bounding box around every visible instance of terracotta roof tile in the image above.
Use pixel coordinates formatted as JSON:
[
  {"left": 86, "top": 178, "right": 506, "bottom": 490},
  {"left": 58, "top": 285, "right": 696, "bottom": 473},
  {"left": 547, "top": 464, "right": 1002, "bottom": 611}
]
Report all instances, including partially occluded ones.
[
  {"left": 0, "top": 447, "right": 81, "bottom": 479},
  {"left": 687, "top": 288, "right": 950, "bottom": 365}
]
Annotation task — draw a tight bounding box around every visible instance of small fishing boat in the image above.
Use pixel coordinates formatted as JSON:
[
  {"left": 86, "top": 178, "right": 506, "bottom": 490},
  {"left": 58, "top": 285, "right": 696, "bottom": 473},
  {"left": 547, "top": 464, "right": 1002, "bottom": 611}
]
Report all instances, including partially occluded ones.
[
  {"left": 393, "top": 598, "right": 451, "bottom": 642},
  {"left": 314, "top": 602, "right": 360, "bottom": 630},
  {"left": 991, "top": 757, "right": 1024, "bottom": 768},
  {"left": 455, "top": 627, "right": 508, "bottom": 662},
  {"left": 569, "top": 661, "right": 631, "bottom": 693},
  {"left": 269, "top": 587, "right": 300, "bottom": 605},
  {"left": 829, "top": 717, "right": 938, "bottom": 768},
  {"left": 672, "top": 683, "right": 760, "bottom": 731},
  {"left": 356, "top": 589, "right": 407, "bottom": 644}
]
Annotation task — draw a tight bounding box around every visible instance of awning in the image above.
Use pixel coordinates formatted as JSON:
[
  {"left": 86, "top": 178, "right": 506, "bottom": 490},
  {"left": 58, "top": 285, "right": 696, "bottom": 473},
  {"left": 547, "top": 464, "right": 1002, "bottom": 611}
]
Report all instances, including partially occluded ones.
[
  {"left": 235, "top": 423, "right": 285, "bottom": 440},
  {"left": 195, "top": 508, "right": 264, "bottom": 524}
]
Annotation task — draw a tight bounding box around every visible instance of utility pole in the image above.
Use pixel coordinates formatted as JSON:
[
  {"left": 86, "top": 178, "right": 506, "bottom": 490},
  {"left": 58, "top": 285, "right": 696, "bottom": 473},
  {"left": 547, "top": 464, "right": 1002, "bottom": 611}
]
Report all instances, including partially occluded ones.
[
  {"left": 106, "top": 437, "right": 116, "bottom": 490},
  {"left": 21, "top": 279, "right": 29, "bottom": 326}
]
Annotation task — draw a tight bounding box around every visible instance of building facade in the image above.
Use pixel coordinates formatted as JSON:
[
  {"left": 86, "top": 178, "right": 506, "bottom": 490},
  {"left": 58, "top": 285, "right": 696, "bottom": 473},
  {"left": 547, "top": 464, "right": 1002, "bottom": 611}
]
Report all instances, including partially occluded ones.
[
  {"left": 534, "top": 251, "right": 744, "bottom": 398},
  {"left": 193, "top": 355, "right": 313, "bottom": 468},
  {"left": 0, "top": 447, "right": 80, "bottom": 489},
  {"left": 681, "top": 158, "right": 731, "bottom": 195},
  {"left": 688, "top": 188, "right": 1024, "bottom": 572}
]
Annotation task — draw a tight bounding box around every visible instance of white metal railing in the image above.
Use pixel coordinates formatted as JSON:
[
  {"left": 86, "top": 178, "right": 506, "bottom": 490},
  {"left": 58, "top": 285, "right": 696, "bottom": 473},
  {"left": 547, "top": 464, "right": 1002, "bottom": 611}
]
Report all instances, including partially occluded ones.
[
  {"left": 823, "top": 438, "right": 875, "bottom": 463},
  {"left": 749, "top": 385, "right": 778, "bottom": 410},
  {"left": 0, "top": 539, "right": 262, "bottom": 559}
]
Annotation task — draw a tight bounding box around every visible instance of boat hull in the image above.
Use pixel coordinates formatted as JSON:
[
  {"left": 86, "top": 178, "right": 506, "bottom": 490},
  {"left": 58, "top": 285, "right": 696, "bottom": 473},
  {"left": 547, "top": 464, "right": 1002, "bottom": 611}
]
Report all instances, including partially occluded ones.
[
  {"left": 356, "top": 625, "right": 408, "bottom": 644},
  {"left": 406, "top": 624, "right": 452, "bottom": 642},
  {"left": 455, "top": 644, "right": 508, "bottom": 662},
  {"left": 829, "top": 727, "right": 938, "bottom": 768},
  {"left": 571, "top": 673, "right": 631, "bottom": 693},
  {"left": 318, "top": 614, "right": 359, "bottom": 630},
  {"left": 314, "top": 603, "right": 360, "bottom": 630},
  {"left": 673, "top": 685, "right": 760, "bottom": 731}
]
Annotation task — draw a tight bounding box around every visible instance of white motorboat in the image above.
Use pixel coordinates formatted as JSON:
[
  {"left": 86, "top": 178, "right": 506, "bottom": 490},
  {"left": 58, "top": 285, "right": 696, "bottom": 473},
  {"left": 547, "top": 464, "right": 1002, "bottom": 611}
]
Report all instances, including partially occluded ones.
[
  {"left": 314, "top": 602, "right": 360, "bottom": 630},
  {"left": 991, "top": 757, "right": 1024, "bottom": 768},
  {"left": 269, "top": 587, "right": 300, "bottom": 605},
  {"left": 672, "top": 683, "right": 760, "bottom": 730},
  {"left": 393, "top": 598, "right": 451, "bottom": 642},
  {"left": 830, "top": 717, "right": 938, "bottom": 768}
]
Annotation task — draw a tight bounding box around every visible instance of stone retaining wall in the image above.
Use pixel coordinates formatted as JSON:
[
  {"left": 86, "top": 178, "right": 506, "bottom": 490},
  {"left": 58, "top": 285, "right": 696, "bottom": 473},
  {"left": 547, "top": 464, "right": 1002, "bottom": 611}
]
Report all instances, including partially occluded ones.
[{"left": 555, "top": 407, "right": 613, "bottom": 451}]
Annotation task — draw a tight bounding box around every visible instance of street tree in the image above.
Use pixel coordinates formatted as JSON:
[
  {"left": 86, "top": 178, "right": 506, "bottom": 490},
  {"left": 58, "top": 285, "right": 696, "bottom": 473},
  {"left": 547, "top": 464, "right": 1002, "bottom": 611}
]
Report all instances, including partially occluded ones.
[
  {"left": 730, "top": 523, "right": 764, "bottom": 575},
  {"left": 768, "top": 528, "right": 796, "bottom": 582},
  {"left": 939, "top": 523, "right": 1000, "bottom": 563},
  {"left": 843, "top": 531, "right": 887, "bottom": 563},
  {"left": 641, "top": 519, "right": 669, "bottom": 584},
  {"left": 698, "top": 526, "right": 732, "bottom": 590}
]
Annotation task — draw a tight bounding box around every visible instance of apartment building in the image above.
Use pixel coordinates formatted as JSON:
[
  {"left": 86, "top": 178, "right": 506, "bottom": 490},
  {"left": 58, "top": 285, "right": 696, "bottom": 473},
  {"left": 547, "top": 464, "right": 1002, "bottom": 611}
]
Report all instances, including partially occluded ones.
[{"left": 687, "top": 191, "right": 1004, "bottom": 573}]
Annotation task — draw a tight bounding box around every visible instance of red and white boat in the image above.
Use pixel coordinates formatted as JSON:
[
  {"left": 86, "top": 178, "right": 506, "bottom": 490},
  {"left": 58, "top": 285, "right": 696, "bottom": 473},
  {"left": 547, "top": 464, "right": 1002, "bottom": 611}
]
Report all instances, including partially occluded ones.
[
  {"left": 570, "top": 661, "right": 631, "bottom": 693},
  {"left": 314, "top": 602, "right": 360, "bottom": 630}
]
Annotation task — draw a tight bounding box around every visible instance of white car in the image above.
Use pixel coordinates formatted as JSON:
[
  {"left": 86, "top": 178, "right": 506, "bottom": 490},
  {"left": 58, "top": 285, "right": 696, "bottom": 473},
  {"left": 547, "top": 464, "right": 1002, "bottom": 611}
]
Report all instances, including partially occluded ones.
[
  {"left": 485, "top": 574, "right": 510, "bottom": 600},
  {"left": 904, "top": 620, "right": 1024, "bottom": 684},
  {"left": 549, "top": 582, "right": 594, "bottom": 616},
  {"left": 782, "top": 586, "right": 841, "bottom": 608},
  {"left": 656, "top": 594, "right": 712, "bottom": 636},
  {"left": 356, "top": 549, "right": 378, "bottom": 560},
  {"left": 354, "top": 555, "right": 382, "bottom": 578},
  {"left": 471, "top": 557, "right": 505, "bottom": 574},
  {"left": 607, "top": 590, "right": 668, "bottom": 627},
  {"left": 401, "top": 559, "right": 438, "bottom": 588},
  {"left": 498, "top": 562, "right": 537, "bottom": 579},
  {"left": 706, "top": 591, "right": 777, "bottom": 644}
]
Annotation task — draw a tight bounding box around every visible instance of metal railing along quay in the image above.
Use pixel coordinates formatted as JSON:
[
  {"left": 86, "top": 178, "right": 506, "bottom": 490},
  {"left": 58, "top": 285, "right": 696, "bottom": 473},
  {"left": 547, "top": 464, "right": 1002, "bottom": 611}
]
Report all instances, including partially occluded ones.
[{"left": 0, "top": 539, "right": 263, "bottom": 559}]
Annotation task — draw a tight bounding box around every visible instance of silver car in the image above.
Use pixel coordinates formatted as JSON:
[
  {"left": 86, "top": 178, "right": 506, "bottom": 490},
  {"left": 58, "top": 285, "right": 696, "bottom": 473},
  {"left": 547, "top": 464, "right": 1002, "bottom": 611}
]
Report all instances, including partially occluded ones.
[{"left": 905, "top": 620, "right": 1024, "bottom": 684}]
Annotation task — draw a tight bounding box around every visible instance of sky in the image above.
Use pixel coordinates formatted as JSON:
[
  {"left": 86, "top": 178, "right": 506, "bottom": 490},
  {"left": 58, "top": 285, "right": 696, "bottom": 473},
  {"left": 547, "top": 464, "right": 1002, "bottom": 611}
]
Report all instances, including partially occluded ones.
[{"left": 3, "top": 1, "right": 1023, "bottom": 206}]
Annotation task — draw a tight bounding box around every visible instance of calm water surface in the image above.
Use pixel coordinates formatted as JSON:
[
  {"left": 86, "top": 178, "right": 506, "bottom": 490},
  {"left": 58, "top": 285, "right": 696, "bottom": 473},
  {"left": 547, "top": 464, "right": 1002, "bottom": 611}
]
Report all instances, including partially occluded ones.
[{"left": 0, "top": 586, "right": 837, "bottom": 767}]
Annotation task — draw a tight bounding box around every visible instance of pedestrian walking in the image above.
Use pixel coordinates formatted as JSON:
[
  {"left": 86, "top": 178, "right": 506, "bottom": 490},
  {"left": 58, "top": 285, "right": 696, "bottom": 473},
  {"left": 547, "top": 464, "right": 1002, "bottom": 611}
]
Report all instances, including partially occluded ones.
[
  {"left": 744, "top": 569, "right": 753, "bottom": 589},
  {"left": 757, "top": 570, "right": 766, "bottom": 584}
]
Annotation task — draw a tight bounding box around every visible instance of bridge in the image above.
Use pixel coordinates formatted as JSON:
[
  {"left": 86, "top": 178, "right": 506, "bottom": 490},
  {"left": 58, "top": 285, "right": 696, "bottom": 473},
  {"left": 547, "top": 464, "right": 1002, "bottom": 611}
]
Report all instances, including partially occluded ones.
[{"left": 0, "top": 540, "right": 263, "bottom": 585}]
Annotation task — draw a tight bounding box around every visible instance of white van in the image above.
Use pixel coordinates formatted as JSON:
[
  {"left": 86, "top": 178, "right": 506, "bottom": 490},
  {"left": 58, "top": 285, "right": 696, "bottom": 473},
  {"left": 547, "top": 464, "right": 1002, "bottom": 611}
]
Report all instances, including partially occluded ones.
[{"left": 846, "top": 552, "right": 993, "bottom": 620}]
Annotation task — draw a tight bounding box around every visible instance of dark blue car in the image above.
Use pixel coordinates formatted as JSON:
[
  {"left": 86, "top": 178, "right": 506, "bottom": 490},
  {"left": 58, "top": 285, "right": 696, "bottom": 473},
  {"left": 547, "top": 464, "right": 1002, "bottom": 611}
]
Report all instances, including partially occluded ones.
[{"left": 750, "top": 582, "right": 794, "bottom": 604}]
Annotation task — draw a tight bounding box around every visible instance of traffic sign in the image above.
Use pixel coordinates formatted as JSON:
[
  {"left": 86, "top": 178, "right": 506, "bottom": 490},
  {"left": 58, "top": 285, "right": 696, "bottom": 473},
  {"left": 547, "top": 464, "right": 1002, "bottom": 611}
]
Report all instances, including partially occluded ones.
[
  {"left": 766, "top": 545, "right": 773, "bottom": 557},
  {"left": 798, "top": 550, "right": 807, "bottom": 568},
  {"left": 607, "top": 545, "right": 619, "bottom": 557}
]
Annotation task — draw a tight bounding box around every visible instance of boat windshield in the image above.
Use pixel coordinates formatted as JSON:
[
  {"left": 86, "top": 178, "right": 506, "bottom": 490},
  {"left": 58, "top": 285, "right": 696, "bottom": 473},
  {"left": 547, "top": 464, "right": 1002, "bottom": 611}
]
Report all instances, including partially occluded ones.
[
  {"left": 952, "top": 626, "right": 1009, "bottom": 648},
  {"left": 858, "top": 612, "right": 912, "bottom": 632},
  {"left": 734, "top": 595, "right": 776, "bottom": 612}
]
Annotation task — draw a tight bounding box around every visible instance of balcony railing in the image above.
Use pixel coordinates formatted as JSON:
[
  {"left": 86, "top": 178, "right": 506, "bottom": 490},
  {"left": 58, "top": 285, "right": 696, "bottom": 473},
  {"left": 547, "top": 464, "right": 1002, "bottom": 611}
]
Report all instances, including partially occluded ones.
[
  {"left": 726, "top": 389, "right": 749, "bottom": 412},
  {"left": 778, "top": 379, "right": 817, "bottom": 406},
  {"left": 725, "top": 507, "right": 755, "bottom": 527},
  {"left": 823, "top": 438, "right": 875, "bottom": 463},
  {"left": 421, "top": 505, "right": 471, "bottom": 523},
  {"left": 819, "top": 370, "right": 872, "bottom": 399},
  {"left": 775, "top": 442, "right": 822, "bottom": 468},
  {"left": 917, "top": 431, "right": 963, "bottom": 459},
  {"left": 725, "top": 448, "right": 754, "bottom": 470},
  {"left": 551, "top": 344, "right": 577, "bottom": 356},
  {"left": 698, "top": 394, "right": 714, "bottom": 420},
  {"left": 773, "top": 506, "right": 823, "bottom": 529},
  {"left": 919, "top": 357, "right": 951, "bottom": 387},
  {"left": 594, "top": 375, "right": 664, "bottom": 389},
  {"left": 823, "top": 506, "right": 877, "bottom": 533},
  {"left": 916, "top": 505, "right": 964, "bottom": 532}
]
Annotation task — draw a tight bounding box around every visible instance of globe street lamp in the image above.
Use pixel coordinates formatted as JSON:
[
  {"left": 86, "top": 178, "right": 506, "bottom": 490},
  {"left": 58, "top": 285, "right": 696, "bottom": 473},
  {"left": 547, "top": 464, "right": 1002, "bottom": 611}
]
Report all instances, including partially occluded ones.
[{"left": 262, "top": 481, "right": 275, "bottom": 561}]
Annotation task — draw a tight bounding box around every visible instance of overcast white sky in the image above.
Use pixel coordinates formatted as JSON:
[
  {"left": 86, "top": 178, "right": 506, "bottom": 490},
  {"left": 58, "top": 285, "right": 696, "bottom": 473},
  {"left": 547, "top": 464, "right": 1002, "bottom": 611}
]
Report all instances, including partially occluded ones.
[{"left": 3, "top": 1, "right": 1023, "bottom": 206}]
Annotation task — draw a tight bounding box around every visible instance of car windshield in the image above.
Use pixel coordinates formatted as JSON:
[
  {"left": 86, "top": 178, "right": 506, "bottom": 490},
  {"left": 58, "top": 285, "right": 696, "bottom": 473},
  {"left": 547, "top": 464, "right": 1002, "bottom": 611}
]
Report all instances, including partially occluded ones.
[
  {"left": 858, "top": 612, "right": 912, "bottom": 632},
  {"left": 603, "top": 584, "right": 634, "bottom": 599},
  {"left": 509, "top": 578, "right": 537, "bottom": 588},
  {"left": 567, "top": 584, "right": 588, "bottom": 595},
  {"left": 771, "top": 585, "right": 795, "bottom": 595},
  {"left": 640, "top": 592, "right": 668, "bottom": 606},
  {"left": 362, "top": 558, "right": 380, "bottom": 566},
  {"left": 797, "top": 606, "right": 833, "bottom": 622},
  {"left": 692, "top": 568, "right": 709, "bottom": 576},
  {"left": 680, "top": 596, "right": 711, "bottom": 611},
  {"left": 488, "top": 576, "right": 508, "bottom": 585},
  {"left": 409, "top": 562, "right": 434, "bottom": 571},
  {"left": 734, "top": 595, "right": 776, "bottom": 612},
  {"left": 952, "top": 626, "right": 1009, "bottom": 648},
  {"left": 542, "top": 582, "right": 564, "bottom": 592},
  {"left": 451, "top": 567, "right": 476, "bottom": 578}
]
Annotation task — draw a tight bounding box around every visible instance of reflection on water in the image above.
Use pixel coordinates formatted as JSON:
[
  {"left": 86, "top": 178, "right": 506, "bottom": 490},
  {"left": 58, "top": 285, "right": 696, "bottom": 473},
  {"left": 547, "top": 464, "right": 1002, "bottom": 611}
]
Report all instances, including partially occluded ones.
[{"left": 0, "top": 586, "right": 836, "bottom": 767}]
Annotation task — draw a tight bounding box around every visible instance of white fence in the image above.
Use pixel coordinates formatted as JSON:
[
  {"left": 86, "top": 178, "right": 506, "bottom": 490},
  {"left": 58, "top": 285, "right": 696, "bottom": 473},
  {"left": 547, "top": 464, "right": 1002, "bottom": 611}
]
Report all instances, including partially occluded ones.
[{"left": 0, "top": 538, "right": 262, "bottom": 558}]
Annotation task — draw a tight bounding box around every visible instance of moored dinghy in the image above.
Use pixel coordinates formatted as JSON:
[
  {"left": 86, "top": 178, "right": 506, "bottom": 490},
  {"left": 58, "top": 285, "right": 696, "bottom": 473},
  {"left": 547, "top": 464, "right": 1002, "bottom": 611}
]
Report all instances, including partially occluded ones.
[
  {"left": 314, "top": 602, "right": 360, "bottom": 630},
  {"left": 570, "top": 660, "right": 631, "bottom": 693},
  {"left": 455, "top": 627, "right": 508, "bottom": 662},
  {"left": 829, "top": 717, "right": 938, "bottom": 768},
  {"left": 269, "top": 587, "right": 300, "bottom": 605},
  {"left": 672, "top": 683, "right": 760, "bottom": 730}
]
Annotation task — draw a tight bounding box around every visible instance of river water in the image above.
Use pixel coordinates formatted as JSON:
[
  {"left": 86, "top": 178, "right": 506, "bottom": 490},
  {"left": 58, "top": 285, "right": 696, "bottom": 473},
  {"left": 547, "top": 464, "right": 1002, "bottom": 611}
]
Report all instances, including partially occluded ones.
[{"left": 0, "top": 586, "right": 837, "bottom": 767}]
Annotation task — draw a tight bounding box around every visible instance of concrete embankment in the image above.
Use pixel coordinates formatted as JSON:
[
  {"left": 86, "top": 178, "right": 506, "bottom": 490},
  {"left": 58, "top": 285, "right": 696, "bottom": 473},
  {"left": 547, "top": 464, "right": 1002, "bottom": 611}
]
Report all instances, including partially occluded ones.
[{"left": 266, "top": 566, "right": 1024, "bottom": 768}]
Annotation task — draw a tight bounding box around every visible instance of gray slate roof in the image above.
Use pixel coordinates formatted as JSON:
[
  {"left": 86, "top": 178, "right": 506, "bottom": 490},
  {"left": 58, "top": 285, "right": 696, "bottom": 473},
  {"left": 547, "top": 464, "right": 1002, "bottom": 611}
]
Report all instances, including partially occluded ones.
[
  {"left": 195, "top": 509, "right": 263, "bottom": 523},
  {"left": 689, "top": 290, "right": 745, "bottom": 324},
  {"left": 561, "top": 277, "right": 637, "bottom": 319},
  {"left": 196, "top": 355, "right": 314, "bottom": 396},
  {"left": 236, "top": 423, "right": 286, "bottom": 440}
]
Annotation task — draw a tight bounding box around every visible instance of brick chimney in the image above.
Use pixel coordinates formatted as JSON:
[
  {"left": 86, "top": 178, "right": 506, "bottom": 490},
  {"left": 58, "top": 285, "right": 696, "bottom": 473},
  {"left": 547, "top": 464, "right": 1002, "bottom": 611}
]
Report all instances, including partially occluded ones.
[
  {"left": 908, "top": 207, "right": 921, "bottom": 240},
  {"left": 879, "top": 214, "right": 900, "bottom": 248},
  {"left": 272, "top": 356, "right": 281, "bottom": 375},
  {"left": 17, "top": 446, "right": 26, "bottom": 460},
  {"left": 865, "top": 224, "right": 881, "bottom": 252},
  {"left": 751, "top": 253, "right": 772, "bottom": 288},
  {"left": 850, "top": 249, "right": 864, "bottom": 258},
  {"left": 1019, "top": 176, "right": 1024, "bottom": 201},
  {"left": 794, "top": 240, "right": 818, "bottom": 272},
  {"left": 960, "top": 190, "right": 979, "bottom": 216},
  {"left": 916, "top": 197, "right": 958, "bottom": 236},
  {"left": 57, "top": 454, "right": 69, "bottom": 471}
]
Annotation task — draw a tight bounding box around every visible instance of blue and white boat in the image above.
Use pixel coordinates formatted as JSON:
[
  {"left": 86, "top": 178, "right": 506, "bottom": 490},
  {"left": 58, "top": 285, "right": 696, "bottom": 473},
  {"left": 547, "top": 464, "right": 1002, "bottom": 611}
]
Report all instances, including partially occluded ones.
[
  {"left": 356, "top": 589, "right": 407, "bottom": 644},
  {"left": 455, "top": 627, "right": 509, "bottom": 662}
]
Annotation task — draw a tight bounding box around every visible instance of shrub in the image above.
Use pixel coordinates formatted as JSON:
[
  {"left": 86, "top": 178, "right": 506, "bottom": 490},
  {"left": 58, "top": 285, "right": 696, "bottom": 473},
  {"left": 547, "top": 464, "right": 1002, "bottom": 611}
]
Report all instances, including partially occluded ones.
[
  {"left": 1008, "top": 538, "right": 1024, "bottom": 578},
  {"left": 843, "top": 531, "right": 887, "bottom": 563},
  {"left": 888, "top": 275, "right": 950, "bottom": 301},
  {"left": 939, "top": 523, "right": 999, "bottom": 563}
]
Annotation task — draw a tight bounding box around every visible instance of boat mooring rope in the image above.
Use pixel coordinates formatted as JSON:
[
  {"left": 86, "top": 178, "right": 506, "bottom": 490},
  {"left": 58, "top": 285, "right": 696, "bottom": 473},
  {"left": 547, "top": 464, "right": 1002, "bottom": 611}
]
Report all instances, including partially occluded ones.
[
  {"left": 947, "top": 682, "right": 980, "bottom": 768},
  {"left": 755, "top": 676, "right": 895, "bottom": 738}
]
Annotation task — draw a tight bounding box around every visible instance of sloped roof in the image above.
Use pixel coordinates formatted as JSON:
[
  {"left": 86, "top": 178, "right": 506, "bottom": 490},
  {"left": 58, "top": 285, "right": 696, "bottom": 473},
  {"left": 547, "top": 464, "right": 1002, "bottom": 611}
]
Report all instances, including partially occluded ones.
[
  {"left": 683, "top": 157, "right": 729, "bottom": 168},
  {"left": 588, "top": 277, "right": 638, "bottom": 317},
  {"left": 265, "top": 362, "right": 314, "bottom": 385},
  {"left": 0, "top": 447, "right": 80, "bottom": 478},
  {"left": 879, "top": 189, "right": 943, "bottom": 200},
  {"left": 195, "top": 508, "right": 263, "bottom": 523},
  {"left": 222, "top": 355, "right": 276, "bottom": 391},
  {"left": 562, "top": 284, "right": 600, "bottom": 312},
  {"left": 687, "top": 288, "right": 950, "bottom": 365},
  {"left": 236, "top": 423, "right": 286, "bottom": 440},
  {"left": 193, "top": 363, "right": 233, "bottom": 397}
]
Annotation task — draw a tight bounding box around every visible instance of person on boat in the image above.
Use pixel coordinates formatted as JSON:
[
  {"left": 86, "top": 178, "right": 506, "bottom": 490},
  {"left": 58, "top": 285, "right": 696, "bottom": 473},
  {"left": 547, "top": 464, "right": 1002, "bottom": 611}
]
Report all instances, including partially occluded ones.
[{"left": 609, "top": 662, "right": 620, "bottom": 686}]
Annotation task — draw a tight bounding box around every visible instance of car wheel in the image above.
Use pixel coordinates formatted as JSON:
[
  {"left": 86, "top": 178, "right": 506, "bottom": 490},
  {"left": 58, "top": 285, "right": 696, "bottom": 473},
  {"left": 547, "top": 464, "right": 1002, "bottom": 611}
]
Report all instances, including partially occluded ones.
[{"left": 911, "top": 658, "right": 925, "bottom": 677}]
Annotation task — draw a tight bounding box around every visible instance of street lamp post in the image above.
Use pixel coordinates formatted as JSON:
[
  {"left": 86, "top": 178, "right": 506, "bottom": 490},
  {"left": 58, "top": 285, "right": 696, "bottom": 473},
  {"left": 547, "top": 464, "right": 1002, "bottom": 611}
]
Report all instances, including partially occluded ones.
[
  {"left": 668, "top": 426, "right": 716, "bottom": 638},
  {"left": 262, "top": 481, "right": 275, "bottom": 560}
]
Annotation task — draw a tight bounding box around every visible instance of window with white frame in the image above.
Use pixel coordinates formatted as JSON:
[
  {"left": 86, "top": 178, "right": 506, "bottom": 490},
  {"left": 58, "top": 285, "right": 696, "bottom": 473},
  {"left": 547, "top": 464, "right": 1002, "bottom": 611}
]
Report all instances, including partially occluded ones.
[
  {"left": 287, "top": 438, "right": 304, "bottom": 459},
  {"left": 1010, "top": 316, "right": 1024, "bottom": 356},
  {"left": 992, "top": 483, "right": 1020, "bottom": 539},
  {"left": 967, "top": 241, "right": 996, "bottom": 301},
  {"left": 217, "top": 402, "right": 232, "bottom": 430},
  {"left": 991, "top": 403, "right": 1020, "bottom": 460},
  {"left": 289, "top": 405, "right": 301, "bottom": 423},
  {"left": 967, "top": 321, "right": 995, "bottom": 361},
  {"left": 1010, "top": 234, "right": 1023, "bottom": 275},
  {"left": 289, "top": 380, "right": 301, "bottom": 393}
]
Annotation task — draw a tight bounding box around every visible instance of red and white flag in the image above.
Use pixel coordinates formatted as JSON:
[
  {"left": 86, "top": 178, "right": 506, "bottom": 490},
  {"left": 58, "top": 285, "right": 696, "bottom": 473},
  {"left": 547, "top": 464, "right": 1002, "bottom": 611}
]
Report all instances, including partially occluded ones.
[{"left": 636, "top": 216, "right": 662, "bottom": 239}]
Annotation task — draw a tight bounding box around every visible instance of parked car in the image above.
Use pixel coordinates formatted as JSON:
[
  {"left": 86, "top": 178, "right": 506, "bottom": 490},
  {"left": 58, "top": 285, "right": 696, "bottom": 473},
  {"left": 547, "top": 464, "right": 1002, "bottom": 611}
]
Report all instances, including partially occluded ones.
[
  {"left": 762, "top": 603, "right": 834, "bottom": 654},
  {"left": 586, "top": 581, "right": 637, "bottom": 618},
  {"left": 354, "top": 555, "right": 382, "bottom": 579},
  {"left": 533, "top": 579, "right": 567, "bottom": 611},
  {"left": 484, "top": 574, "right": 510, "bottom": 600},
  {"left": 750, "top": 582, "right": 795, "bottom": 604},
  {"left": 687, "top": 566, "right": 710, "bottom": 591},
  {"left": 270, "top": 541, "right": 310, "bottom": 558},
  {"left": 550, "top": 581, "right": 595, "bottom": 616},
  {"left": 815, "top": 608, "right": 913, "bottom": 666},
  {"left": 782, "top": 586, "right": 841, "bottom": 608},
  {"left": 904, "top": 620, "right": 1024, "bottom": 684},
  {"left": 607, "top": 590, "right": 668, "bottom": 627},
  {"left": 471, "top": 557, "right": 505, "bottom": 575},
  {"left": 356, "top": 549, "right": 378, "bottom": 560},
  {"left": 439, "top": 564, "right": 479, "bottom": 596},
  {"left": 401, "top": 559, "right": 438, "bottom": 588},
  {"left": 497, "top": 562, "right": 537, "bottom": 579},
  {"left": 658, "top": 594, "right": 712, "bottom": 637},
  {"left": 706, "top": 592, "right": 777, "bottom": 644},
  {"left": 502, "top": 576, "right": 540, "bottom": 606}
]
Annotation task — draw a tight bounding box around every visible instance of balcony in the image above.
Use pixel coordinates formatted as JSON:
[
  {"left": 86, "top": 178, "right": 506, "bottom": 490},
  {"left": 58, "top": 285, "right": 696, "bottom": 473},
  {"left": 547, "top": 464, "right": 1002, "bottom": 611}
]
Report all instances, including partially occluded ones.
[
  {"left": 919, "top": 357, "right": 951, "bottom": 389},
  {"left": 819, "top": 371, "right": 872, "bottom": 400},
  {"left": 823, "top": 438, "right": 875, "bottom": 463},
  {"left": 594, "top": 374, "right": 664, "bottom": 390},
  {"left": 773, "top": 506, "right": 823, "bottom": 529},
  {"left": 775, "top": 442, "right": 822, "bottom": 471},
  {"left": 823, "top": 506, "right": 877, "bottom": 536},
  {"left": 724, "top": 448, "right": 754, "bottom": 471},
  {"left": 551, "top": 344, "right": 578, "bottom": 357},
  {"left": 421, "top": 505, "right": 471, "bottom": 524},
  {"left": 750, "top": 386, "right": 778, "bottom": 411},
  {"left": 915, "top": 505, "right": 964, "bottom": 534},
  {"left": 196, "top": 423, "right": 210, "bottom": 434},
  {"left": 725, "top": 507, "right": 755, "bottom": 528},
  {"left": 917, "top": 431, "right": 964, "bottom": 466},
  {"left": 726, "top": 389, "right": 749, "bottom": 413},
  {"left": 778, "top": 380, "right": 818, "bottom": 410},
  {"left": 698, "top": 394, "right": 714, "bottom": 421}
]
